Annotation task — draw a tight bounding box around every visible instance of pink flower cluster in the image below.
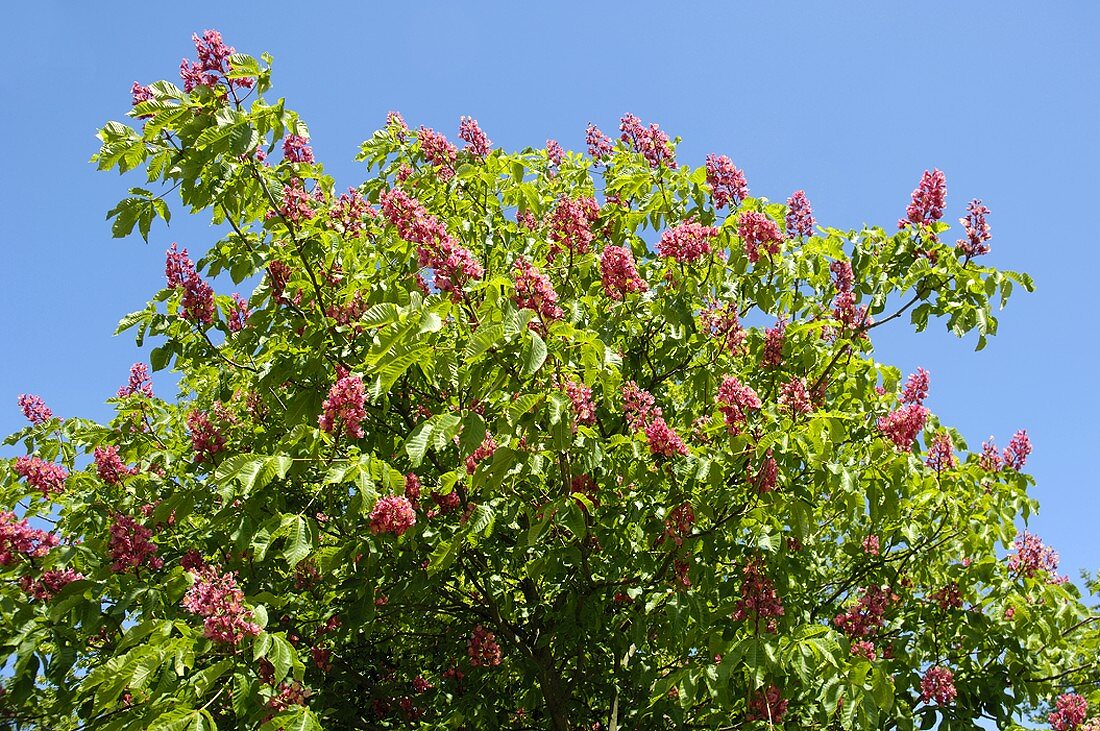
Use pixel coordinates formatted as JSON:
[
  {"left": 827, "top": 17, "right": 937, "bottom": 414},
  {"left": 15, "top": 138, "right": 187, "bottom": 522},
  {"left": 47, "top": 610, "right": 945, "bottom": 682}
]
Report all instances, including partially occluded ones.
[
  {"left": 622, "top": 381, "right": 660, "bottom": 430},
  {"left": 513, "top": 257, "right": 564, "bottom": 322},
  {"left": 165, "top": 244, "right": 215, "bottom": 325},
  {"left": 18, "top": 394, "right": 53, "bottom": 425},
  {"left": 669, "top": 564, "right": 691, "bottom": 593},
  {"left": 738, "top": 211, "right": 783, "bottom": 263},
  {"left": 1007, "top": 531, "right": 1063, "bottom": 581},
  {"left": 431, "top": 488, "right": 461, "bottom": 515},
  {"left": 716, "top": 376, "right": 761, "bottom": 435},
  {"left": 546, "top": 139, "right": 564, "bottom": 166},
  {"left": 785, "top": 190, "right": 815, "bottom": 238},
  {"left": 585, "top": 123, "right": 614, "bottom": 160},
  {"left": 957, "top": 199, "right": 992, "bottom": 258},
  {"left": 862, "top": 534, "right": 881, "bottom": 555},
  {"left": 733, "top": 558, "right": 784, "bottom": 632},
  {"left": 547, "top": 195, "right": 600, "bottom": 261},
  {"left": 181, "top": 548, "right": 205, "bottom": 572},
  {"left": 747, "top": 451, "right": 778, "bottom": 493},
  {"left": 901, "top": 367, "right": 930, "bottom": 404},
  {"left": 331, "top": 188, "right": 374, "bottom": 234},
  {"left": 387, "top": 111, "right": 409, "bottom": 139},
  {"left": 778, "top": 378, "right": 812, "bottom": 415},
  {"left": 762, "top": 320, "right": 786, "bottom": 368},
  {"left": 227, "top": 293, "right": 250, "bottom": 333},
  {"left": 118, "top": 363, "right": 154, "bottom": 398},
  {"left": 569, "top": 475, "right": 599, "bottom": 510},
  {"left": 19, "top": 568, "right": 83, "bottom": 601},
  {"left": 94, "top": 446, "right": 137, "bottom": 486},
  {"left": 565, "top": 380, "right": 596, "bottom": 425},
  {"left": 704, "top": 154, "right": 748, "bottom": 209},
  {"left": 1003, "top": 429, "right": 1032, "bottom": 471},
  {"left": 619, "top": 113, "right": 676, "bottom": 168},
  {"left": 516, "top": 210, "right": 537, "bottom": 230},
  {"left": 747, "top": 685, "right": 788, "bottom": 723},
  {"left": 834, "top": 584, "right": 895, "bottom": 641},
  {"left": 830, "top": 260, "right": 868, "bottom": 331},
  {"left": 979, "top": 438, "right": 1004, "bottom": 471},
  {"left": 380, "top": 188, "right": 483, "bottom": 295},
  {"left": 899, "top": 169, "right": 947, "bottom": 230},
  {"left": 319, "top": 375, "right": 367, "bottom": 440},
  {"left": 182, "top": 565, "right": 262, "bottom": 644},
  {"left": 468, "top": 625, "right": 502, "bottom": 667},
  {"left": 180, "top": 30, "right": 253, "bottom": 92},
  {"left": 877, "top": 369, "right": 930, "bottom": 452},
  {"left": 920, "top": 666, "right": 957, "bottom": 706},
  {"left": 458, "top": 116, "right": 492, "bottom": 158},
  {"left": 645, "top": 417, "right": 689, "bottom": 457},
  {"left": 268, "top": 261, "right": 292, "bottom": 303},
  {"left": 131, "top": 82, "right": 153, "bottom": 107},
  {"left": 14, "top": 456, "right": 67, "bottom": 498},
  {"left": 700, "top": 301, "right": 746, "bottom": 355},
  {"left": 188, "top": 409, "right": 226, "bottom": 463},
  {"left": 282, "top": 134, "right": 314, "bottom": 164},
  {"left": 279, "top": 179, "right": 315, "bottom": 224},
  {"left": 673, "top": 558, "right": 693, "bottom": 589},
  {"left": 658, "top": 221, "right": 717, "bottom": 264},
  {"left": 663, "top": 503, "right": 694, "bottom": 546},
  {"left": 1049, "top": 693, "right": 1088, "bottom": 731},
  {"left": 600, "top": 245, "right": 648, "bottom": 300},
  {"left": 851, "top": 639, "right": 878, "bottom": 660},
  {"left": 381, "top": 188, "right": 446, "bottom": 242},
  {"left": 108, "top": 513, "right": 163, "bottom": 573},
  {"left": 404, "top": 473, "right": 422, "bottom": 506},
  {"left": 417, "top": 126, "right": 458, "bottom": 179},
  {"left": 877, "top": 406, "right": 927, "bottom": 451},
  {"left": 466, "top": 434, "right": 497, "bottom": 474},
  {"left": 0, "top": 512, "right": 58, "bottom": 566},
  {"left": 267, "top": 681, "right": 312, "bottom": 711},
  {"left": 369, "top": 496, "right": 417, "bottom": 537},
  {"left": 925, "top": 432, "right": 956, "bottom": 473},
  {"left": 931, "top": 582, "right": 963, "bottom": 610}
]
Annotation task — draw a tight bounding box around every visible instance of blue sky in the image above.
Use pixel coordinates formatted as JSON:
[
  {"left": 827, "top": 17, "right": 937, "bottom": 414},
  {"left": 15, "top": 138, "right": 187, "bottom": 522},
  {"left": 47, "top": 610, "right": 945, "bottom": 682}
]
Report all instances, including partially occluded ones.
[{"left": 2, "top": 2, "right": 1097, "bottom": 586}]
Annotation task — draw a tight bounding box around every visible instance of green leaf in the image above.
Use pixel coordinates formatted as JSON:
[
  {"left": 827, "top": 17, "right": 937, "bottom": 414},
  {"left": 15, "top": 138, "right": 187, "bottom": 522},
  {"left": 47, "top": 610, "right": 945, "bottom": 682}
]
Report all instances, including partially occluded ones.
[
  {"left": 419, "top": 309, "right": 443, "bottom": 334},
  {"left": 260, "top": 706, "right": 323, "bottom": 731},
  {"left": 149, "top": 709, "right": 217, "bottom": 731},
  {"left": 464, "top": 323, "right": 503, "bottom": 363},
  {"left": 428, "top": 538, "right": 459, "bottom": 575},
  {"left": 106, "top": 192, "right": 170, "bottom": 241},
  {"left": 150, "top": 344, "right": 173, "bottom": 372},
  {"left": 282, "top": 515, "right": 313, "bottom": 566},
  {"left": 507, "top": 393, "right": 542, "bottom": 423},
  {"left": 361, "top": 303, "right": 402, "bottom": 327},
  {"left": 405, "top": 420, "right": 433, "bottom": 467},
  {"left": 464, "top": 504, "right": 494, "bottom": 538},
  {"left": 115, "top": 309, "right": 149, "bottom": 335},
  {"left": 227, "top": 53, "right": 261, "bottom": 79},
  {"left": 522, "top": 330, "right": 547, "bottom": 376},
  {"left": 257, "top": 633, "right": 300, "bottom": 684},
  {"left": 190, "top": 658, "right": 233, "bottom": 697}
]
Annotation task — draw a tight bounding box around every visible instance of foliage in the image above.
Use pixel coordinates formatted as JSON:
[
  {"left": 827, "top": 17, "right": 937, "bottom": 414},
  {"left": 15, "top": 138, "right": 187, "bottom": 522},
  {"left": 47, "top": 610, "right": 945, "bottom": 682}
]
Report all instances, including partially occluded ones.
[{"left": 1, "top": 30, "right": 1096, "bottom": 731}]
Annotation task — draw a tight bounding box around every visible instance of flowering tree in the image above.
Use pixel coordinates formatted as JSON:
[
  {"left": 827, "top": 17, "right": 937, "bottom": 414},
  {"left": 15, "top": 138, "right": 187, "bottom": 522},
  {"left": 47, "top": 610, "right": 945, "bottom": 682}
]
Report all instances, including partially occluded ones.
[{"left": 1, "top": 30, "right": 1097, "bottom": 730}]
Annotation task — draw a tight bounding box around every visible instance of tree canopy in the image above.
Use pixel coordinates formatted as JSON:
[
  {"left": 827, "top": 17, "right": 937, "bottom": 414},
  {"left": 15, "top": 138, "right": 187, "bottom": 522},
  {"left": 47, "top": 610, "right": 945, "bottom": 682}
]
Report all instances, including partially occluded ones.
[{"left": 1, "top": 30, "right": 1096, "bottom": 731}]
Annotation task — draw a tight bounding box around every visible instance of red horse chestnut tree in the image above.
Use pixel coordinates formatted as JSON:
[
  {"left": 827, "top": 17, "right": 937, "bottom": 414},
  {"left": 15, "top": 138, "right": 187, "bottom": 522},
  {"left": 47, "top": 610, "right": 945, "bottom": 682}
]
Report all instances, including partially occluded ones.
[{"left": 1, "top": 30, "right": 1097, "bottom": 730}]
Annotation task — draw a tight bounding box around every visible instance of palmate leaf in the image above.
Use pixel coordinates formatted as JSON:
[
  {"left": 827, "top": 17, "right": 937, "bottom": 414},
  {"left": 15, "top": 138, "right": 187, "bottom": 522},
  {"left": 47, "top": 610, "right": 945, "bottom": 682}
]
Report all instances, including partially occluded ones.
[
  {"left": 106, "top": 188, "right": 171, "bottom": 241},
  {"left": 259, "top": 706, "right": 323, "bottom": 731},
  {"left": 149, "top": 709, "right": 217, "bottom": 731}
]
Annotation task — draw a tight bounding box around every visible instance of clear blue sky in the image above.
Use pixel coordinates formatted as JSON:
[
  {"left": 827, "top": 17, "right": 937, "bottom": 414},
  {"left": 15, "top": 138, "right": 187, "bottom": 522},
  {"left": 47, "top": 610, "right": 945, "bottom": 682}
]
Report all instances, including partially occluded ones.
[{"left": 2, "top": 3, "right": 1097, "bottom": 584}]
